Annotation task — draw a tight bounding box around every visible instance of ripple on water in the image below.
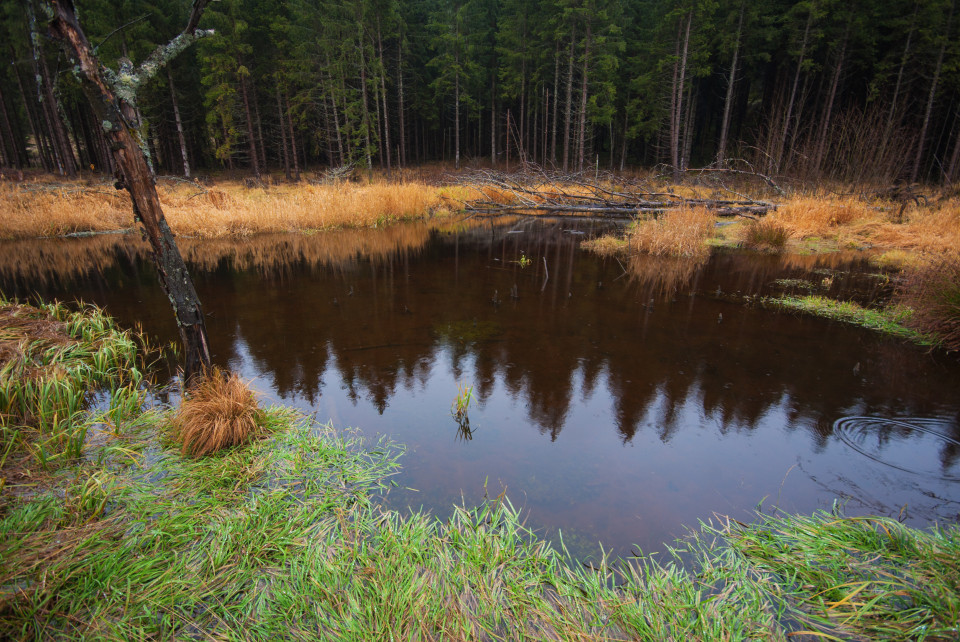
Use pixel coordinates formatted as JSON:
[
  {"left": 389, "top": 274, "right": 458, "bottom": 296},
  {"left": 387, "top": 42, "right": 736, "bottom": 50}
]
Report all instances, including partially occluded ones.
[{"left": 834, "top": 416, "right": 960, "bottom": 482}]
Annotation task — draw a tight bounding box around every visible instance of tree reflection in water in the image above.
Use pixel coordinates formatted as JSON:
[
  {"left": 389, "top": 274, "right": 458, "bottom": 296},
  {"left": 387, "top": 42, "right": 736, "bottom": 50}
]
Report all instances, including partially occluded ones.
[{"left": 3, "top": 218, "right": 959, "bottom": 556}]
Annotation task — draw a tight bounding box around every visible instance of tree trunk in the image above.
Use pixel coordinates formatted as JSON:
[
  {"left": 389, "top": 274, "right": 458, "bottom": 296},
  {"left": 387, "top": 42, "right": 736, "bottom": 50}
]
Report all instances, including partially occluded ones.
[
  {"left": 671, "top": 11, "right": 692, "bottom": 182},
  {"left": 284, "top": 91, "right": 300, "bottom": 179},
  {"left": 551, "top": 44, "right": 560, "bottom": 165},
  {"left": 36, "top": 49, "right": 78, "bottom": 176},
  {"left": 276, "top": 84, "right": 291, "bottom": 179},
  {"left": 47, "top": 0, "right": 211, "bottom": 381},
  {"left": 454, "top": 65, "right": 461, "bottom": 170},
  {"left": 397, "top": 37, "right": 406, "bottom": 168},
  {"left": 378, "top": 20, "right": 391, "bottom": 173},
  {"left": 11, "top": 55, "right": 48, "bottom": 170},
  {"left": 358, "top": 38, "right": 373, "bottom": 170},
  {"left": 911, "top": 0, "right": 955, "bottom": 183},
  {"left": 813, "top": 24, "right": 849, "bottom": 177},
  {"left": 490, "top": 78, "right": 496, "bottom": 166},
  {"left": 168, "top": 68, "right": 191, "bottom": 178},
  {"left": 717, "top": 2, "right": 744, "bottom": 164},
  {"left": 775, "top": 10, "right": 812, "bottom": 173},
  {"left": 251, "top": 79, "right": 267, "bottom": 172},
  {"left": 880, "top": 3, "right": 917, "bottom": 165},
  {"left": 577, "top": 23, "right": 591, "bottom": 173},
  {"left": 0, "top": 82, "right": 22, "bottom": 168},
  {"left": 947, "top": 110, "right": 960, "bottom": 185},
  {"left": 239, "top": 67, "right": 261, "bottom": 179},
  {"left": 562, "top": 26, "right": 576, "bottom": 172}
]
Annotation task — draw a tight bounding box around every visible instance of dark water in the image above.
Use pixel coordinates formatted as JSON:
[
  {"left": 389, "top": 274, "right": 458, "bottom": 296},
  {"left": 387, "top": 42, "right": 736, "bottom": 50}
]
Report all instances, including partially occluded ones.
[{"left": 3, "top": 218, "right": 959, "bottom": 557}]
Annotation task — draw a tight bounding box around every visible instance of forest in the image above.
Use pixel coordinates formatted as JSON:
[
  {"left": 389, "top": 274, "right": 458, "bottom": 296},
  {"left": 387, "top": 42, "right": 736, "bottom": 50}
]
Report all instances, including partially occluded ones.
[{"left": 2, "top": 0, "right": 960, "bottom": 185}]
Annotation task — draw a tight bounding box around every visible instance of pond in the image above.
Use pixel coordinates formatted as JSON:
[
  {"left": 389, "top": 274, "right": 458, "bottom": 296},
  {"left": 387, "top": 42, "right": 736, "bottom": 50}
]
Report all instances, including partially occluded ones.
[{"left": 2, "top": 217, "right": 959, "bottom": 558}]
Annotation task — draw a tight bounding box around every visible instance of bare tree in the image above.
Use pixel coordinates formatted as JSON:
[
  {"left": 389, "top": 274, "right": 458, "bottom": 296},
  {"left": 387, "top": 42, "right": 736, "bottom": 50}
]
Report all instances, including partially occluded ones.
[{"left": 45, "top": 0, "right": 212, "bottom": 381}]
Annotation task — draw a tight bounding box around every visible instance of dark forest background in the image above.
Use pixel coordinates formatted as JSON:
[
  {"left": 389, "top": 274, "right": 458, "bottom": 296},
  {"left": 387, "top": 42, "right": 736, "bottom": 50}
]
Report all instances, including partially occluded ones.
[{"left": 2, "top": 0, "right": 960, "bottom": 184}]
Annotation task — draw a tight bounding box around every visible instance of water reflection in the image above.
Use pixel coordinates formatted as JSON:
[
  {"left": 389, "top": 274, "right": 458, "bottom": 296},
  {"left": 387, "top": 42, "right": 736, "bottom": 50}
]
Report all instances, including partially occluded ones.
[{"left": 2, "top": 219, "right": 959, "bottom": 556}]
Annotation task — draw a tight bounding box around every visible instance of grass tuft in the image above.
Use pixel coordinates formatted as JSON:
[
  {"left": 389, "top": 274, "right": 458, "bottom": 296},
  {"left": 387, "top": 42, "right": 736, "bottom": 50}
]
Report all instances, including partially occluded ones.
[
  {"left": 896, "top": 255, "right": 960, "bottom": 352},
  {"left": 173, "top": 367, "right": 264, "bottom": 457},
  {"left": 629, "top": 207, "right": 714, "bottom": 259},
  {"left": 741, "top": 218, "right": 791, "bottom": 252}
]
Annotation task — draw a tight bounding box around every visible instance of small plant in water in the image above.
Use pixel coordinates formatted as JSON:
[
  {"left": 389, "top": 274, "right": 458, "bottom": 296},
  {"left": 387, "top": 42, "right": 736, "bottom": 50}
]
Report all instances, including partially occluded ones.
[
  {"left": 515, "top": 253, "right": 532, "bottom": 268},
  {"left": 451, "top": 381, "right": 474, "bottom": 420}
]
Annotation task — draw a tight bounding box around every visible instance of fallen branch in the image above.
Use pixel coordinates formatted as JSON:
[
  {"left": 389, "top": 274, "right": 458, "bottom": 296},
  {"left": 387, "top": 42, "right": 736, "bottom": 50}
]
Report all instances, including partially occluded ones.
[{"left": 457, "top": 166, "right": 778, "bottom": 219}]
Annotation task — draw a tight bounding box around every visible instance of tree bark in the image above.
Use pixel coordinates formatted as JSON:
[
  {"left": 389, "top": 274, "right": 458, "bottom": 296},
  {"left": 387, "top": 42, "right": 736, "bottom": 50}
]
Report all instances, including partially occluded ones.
[{"left": 47, "top": 0, "right": 211, "bottom": 382}]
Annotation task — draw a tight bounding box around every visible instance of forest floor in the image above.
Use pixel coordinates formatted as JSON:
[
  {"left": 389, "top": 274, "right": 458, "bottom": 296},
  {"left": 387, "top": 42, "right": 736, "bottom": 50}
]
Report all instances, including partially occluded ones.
[{"left": 1, "top": 299, "right": 959, "bottom": 640}]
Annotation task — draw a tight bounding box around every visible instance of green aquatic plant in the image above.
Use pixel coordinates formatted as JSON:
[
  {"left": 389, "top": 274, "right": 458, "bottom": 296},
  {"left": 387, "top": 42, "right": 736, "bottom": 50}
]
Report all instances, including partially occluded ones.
[
  {"left": 451, "top": 381, "right": 474, "bottom": 420},
  {"left": 768, "top": 295, "right": 933, "bottom": 346},
  {"left": 515, "top": 253, "right": 532, "bottom": 268}
]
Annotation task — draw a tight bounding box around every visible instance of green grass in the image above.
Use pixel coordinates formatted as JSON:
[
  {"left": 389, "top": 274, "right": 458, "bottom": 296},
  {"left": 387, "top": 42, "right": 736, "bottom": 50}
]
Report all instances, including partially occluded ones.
[
  {"left": 1, "top": 298, "right": 150, "bottom": 472},
  {"left": 3, "top": 303, "right": 960, "bottom": 640},
  {"left": 769, "top": 295, "right": 935, "bottom": 346}
]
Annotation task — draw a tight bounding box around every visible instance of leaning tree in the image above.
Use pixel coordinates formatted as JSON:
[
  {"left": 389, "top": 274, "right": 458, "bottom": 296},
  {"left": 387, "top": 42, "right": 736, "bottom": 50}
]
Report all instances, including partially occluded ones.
[{"left": 44, "top": 0, "right": 212, "bottom": 381}]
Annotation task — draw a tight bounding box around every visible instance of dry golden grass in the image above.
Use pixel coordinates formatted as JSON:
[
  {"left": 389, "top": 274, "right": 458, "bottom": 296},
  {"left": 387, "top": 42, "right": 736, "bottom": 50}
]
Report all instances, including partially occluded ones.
[
  {"left": 0, "top": 178, "right": 451, "bottom": 239},
  {"left": 767, "top": 193, "right": 960, "bottom": 259},
  {"left": 173, "top": 367, "right": 263, "bottom": 457},
  {"left": 580, "top": 235, "right": 627, "bottom": 257},
  {"left": 629, "top": 207, "right": 714, "bottom": 259},
  {"left": 0, "top": 223, "right": 434, "bottom": 286}
]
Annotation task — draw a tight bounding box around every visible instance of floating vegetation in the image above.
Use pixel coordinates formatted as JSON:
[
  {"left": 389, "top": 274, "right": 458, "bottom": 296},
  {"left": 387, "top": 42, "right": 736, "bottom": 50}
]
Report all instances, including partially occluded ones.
[
  {"left": 771, "top": 278, "right": 816, "bottom": 291},
  {"left": 769, "top": 295, "right": 933, "bottom": 345}
]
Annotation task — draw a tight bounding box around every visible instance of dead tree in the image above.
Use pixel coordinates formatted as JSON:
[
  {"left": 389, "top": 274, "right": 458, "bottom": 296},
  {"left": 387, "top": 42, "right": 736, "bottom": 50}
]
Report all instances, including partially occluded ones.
[
  {"left": 45, "top": 0, "right": 212, "bottom": 381},
  {"left": 458, "top": 166, "right": 779, "bottom": 219}
]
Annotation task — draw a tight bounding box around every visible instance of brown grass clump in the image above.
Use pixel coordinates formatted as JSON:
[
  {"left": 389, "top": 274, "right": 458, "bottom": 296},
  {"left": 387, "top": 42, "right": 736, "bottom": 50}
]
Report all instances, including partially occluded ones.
[
  {"left": 773, "top": 195, "right": 877, "bottom": 236},
  {"left": 174, "top": 367, "right": 263, "bottom": 457},
  {"left": 629, "top": 207, "right": 714, "bottom": 259},
  {"left": 741, "top": 219, "right": 790, "bottom": 252},
  {"left": 896, "top": 254, "right": 960, "bottom": 351},
  {"left": 580, "top": 235, "right": 627, "bottom": 257},
  {"left": 0, "top": 178, "right": 449, "bottom": 239}
]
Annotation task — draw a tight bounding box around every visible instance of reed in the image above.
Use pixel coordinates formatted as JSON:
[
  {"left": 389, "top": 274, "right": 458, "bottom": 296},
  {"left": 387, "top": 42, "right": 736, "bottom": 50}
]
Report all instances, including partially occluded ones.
[
  {"left": 0, "top": 178, "right": 452, "bottom": 240},
  {"left": 0, "top": 299, "right": 145, "bottom": 470},
  {"left": 451, "top": 381, "right": 474, "bottom": 420},
  {"left": 173, "top": 366, "right": 264, "bottom": 457},
  {"left": 895, "top": 254, "right": 960, "bottom": 351},
  {"left": 628, "top": 206, "right": 714, "bottom": 259},
  {"left": 740, "top": 219, "right": 790, "bottom": 252}
]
